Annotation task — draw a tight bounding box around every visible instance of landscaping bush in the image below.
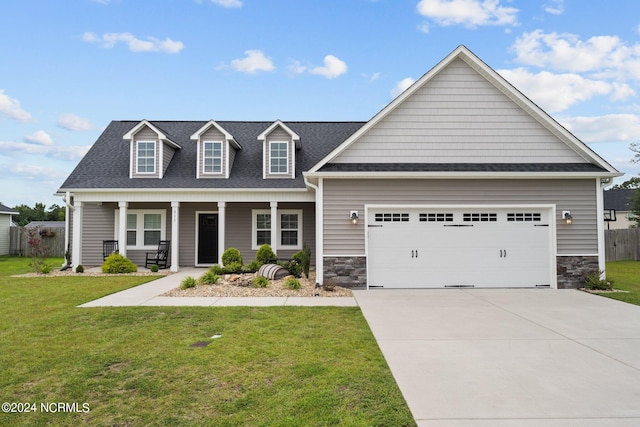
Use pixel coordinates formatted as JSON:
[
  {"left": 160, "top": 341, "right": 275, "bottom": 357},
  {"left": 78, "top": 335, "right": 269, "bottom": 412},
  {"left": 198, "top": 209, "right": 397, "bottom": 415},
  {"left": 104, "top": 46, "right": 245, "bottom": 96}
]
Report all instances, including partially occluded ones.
[
  {"left": 252, "top": 276, "right": 270, "bottom": 288},
  {"left": 75, "top": 265, "right": 84, "bottom": 273},
  {"left": 180, "top": 276, "right": 197, "bottom": 289},
  {"left": 284, "top": 277, "right": 301, "bottom": 290},
  {"left": 209, "top": 264, "right": 225, "bottom": 275},
  {"left": 244, "top": 259, "right": 262, "bottom": 272},
  {"left": 199, "top": 270, "right": 220, "bottom": 285},
  {"left": 149, "top": 264, "right": 159, "bottom": 273},
  {"left": 280, "top": 260, "right": 302, "bottom": 278},
  {"left": 292, "top": 243, "right": 311, "bottom": 278},
  {"left": 584, "top": 270, "right": 613, "bottom": 291},
  {"left": 222, "top": 248, "right": 243, "bottom": 267},
  {"left": 223, "top": 262, "right": 243, "bottom": 274},
  {"left": 102, "top": 253, "right": 137, "bottom": 274},
  {"left": 256, "top": 244, "right": 276, "bottom": 264}
]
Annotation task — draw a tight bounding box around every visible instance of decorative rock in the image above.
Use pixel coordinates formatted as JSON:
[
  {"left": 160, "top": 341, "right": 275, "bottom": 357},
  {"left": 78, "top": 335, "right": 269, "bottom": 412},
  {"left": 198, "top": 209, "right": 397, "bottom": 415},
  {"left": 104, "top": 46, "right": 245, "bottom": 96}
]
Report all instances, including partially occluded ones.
[{"left": 228, "top": 274, "right": 241, "bottom": 282}]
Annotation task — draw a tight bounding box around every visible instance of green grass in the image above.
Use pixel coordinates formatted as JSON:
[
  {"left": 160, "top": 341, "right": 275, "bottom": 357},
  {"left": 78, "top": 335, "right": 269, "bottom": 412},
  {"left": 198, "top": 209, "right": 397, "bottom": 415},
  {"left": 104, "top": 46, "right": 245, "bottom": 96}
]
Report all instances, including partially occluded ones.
[
  {"left": 603, "top": 261, "right": 640, "bottom": 306},
  {"left": 0, "top": 257, "right": 415, "bottom": 426}
]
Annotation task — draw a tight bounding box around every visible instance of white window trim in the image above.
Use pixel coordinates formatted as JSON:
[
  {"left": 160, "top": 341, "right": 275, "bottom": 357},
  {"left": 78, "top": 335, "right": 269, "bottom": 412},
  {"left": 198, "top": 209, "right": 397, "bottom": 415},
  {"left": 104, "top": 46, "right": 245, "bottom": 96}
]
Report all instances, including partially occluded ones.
[
  {"left": 202, "top": 140, "right": 223, "bottom": 175},
  {"left": 269, "top": 141, "right": 289, "bottom": 175},
  {"left": 136, "top": 140, "right": 157, "bottom": 175},
  {"left": 251, "top": 209, "right": 302, "bottom": 250},
  {"left": 115, "top": 209, "right": 166, "bottom": 250}
]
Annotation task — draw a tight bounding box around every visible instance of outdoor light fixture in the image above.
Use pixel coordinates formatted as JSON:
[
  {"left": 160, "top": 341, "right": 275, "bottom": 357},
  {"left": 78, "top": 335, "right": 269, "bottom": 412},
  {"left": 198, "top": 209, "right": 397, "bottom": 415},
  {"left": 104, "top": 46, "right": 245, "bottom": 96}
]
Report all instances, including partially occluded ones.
[
  {"left": 563, "top": 211, "right": 573, "bottom": 225},
  {"left": 350, "top": 211, "right": 359, "bottom": 224}
]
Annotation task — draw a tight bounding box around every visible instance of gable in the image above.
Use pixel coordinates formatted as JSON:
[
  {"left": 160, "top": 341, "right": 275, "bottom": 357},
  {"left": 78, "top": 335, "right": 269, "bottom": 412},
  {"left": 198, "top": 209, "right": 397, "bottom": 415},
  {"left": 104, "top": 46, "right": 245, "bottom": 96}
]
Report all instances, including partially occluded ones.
[
  {"left": 310, "top": 45, "right": 618, "bottom": 176},
  {"left": 333, "top": 58, "right": 585, "bottom": 165}
]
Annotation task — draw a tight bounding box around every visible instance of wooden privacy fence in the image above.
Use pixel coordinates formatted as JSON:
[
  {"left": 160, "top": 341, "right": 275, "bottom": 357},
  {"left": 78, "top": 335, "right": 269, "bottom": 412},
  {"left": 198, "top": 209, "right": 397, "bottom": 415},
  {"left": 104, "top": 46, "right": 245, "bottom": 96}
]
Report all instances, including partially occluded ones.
[
  {"left": 605, "top": 229, "right": 640, "bottom": 262},
  {"left": 9, "top": 226, "right": 66, "bottom": 258}
]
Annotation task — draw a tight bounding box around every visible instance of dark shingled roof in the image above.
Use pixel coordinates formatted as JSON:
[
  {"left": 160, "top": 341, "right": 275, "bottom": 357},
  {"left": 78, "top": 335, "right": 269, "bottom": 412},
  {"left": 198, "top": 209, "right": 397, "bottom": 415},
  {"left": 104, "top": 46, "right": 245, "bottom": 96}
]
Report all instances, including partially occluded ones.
[
  {"left": 0, "top": 203, "right": 17, "bottom": 214},
  {"left": 604, "top": 189, "right": 634, "bottom": 211},
  {"left": 318, "top": 163, "right": 608, "bottom": 173},
  {"left": 58, "top": 121, "right": 366, "bottom": 190}
]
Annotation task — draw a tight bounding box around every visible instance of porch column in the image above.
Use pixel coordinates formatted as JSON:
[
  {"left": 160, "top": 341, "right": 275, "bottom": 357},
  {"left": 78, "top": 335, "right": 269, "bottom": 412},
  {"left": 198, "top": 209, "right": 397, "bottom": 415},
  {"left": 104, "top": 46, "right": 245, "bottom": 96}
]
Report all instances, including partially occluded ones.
[
  {"left": 170, "top": 201, "right": 180, "bottom": 272},
  {"left": 270, "top": 201, "right": 278, "bottom": 254},
  {"left": 118, "top": 202, "right": 128, "bottom": 258},
  {"left": 217, "top": 202, "right": 226, "bottom": 265},
  {"left": 71, "top": 201, "right": 82, "bottom": 267}
]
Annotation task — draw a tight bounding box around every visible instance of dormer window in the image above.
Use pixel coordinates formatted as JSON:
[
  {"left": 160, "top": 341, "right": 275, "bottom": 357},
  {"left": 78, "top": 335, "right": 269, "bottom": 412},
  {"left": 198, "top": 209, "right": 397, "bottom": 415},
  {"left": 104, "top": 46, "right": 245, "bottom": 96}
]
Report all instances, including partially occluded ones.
[
  {"left": 269, "top": 141, "right": 289, "bottom": 174},
  {"left": 136, "top": 141, "right": 156, "bottom": 174},
  {"left": 203, "top": 141, "right": 223, "bottom": 174}
]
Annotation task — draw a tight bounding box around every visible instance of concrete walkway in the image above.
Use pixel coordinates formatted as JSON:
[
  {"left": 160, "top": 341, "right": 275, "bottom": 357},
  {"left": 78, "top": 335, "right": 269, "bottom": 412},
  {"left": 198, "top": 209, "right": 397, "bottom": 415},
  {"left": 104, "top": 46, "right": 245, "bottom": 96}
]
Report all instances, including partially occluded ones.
[
  {"left": 353, "top": 288, "right": 640, "bottom": 426},
  {"left": 78, "top": 267, "right": 357, "bottom": 307}
]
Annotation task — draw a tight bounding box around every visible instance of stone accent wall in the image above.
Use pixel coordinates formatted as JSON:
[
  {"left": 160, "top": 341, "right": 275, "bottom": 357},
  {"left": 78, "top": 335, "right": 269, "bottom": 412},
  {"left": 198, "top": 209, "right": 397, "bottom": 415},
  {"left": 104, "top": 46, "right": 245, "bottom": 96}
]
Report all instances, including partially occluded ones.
[
  {"left": 323, "top": 256, "right": 367, "bottom": 288},
  {"left": 556, "top": 256, "right": 599, "bottom": 289}
]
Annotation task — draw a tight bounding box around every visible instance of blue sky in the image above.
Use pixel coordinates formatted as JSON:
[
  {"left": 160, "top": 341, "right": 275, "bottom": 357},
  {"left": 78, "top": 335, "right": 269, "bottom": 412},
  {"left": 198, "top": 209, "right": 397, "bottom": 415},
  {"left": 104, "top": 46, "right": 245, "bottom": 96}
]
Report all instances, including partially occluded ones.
[{"left": 1, "top": 0, "right": 639, "bottom": 208}]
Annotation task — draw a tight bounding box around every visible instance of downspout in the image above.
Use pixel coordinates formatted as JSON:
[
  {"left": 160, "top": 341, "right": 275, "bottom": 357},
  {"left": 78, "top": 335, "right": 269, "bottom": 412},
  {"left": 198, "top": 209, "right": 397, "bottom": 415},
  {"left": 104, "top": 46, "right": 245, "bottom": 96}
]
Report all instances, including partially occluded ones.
[
  {"left": 598, "top": 177, "right": 613, "bottom": 279},
  {"left": 61, "top": 191, "right": 75, "bottom": 269},
  {"left": 304, "top": 175, "right": 323, "bottom": 285}
]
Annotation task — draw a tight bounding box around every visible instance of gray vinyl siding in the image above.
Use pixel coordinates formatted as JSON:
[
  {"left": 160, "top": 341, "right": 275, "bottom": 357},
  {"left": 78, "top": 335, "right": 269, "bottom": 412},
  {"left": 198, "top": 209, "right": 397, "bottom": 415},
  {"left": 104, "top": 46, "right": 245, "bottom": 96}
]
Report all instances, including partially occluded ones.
[
  {"left": 228, "top": 144, "right": 236, "bottom": 174},
  {"left": 323, "top": 178, "right": 597, "bottom": 255},
  {"left": 264, "top": 128, "right": 294, "bottom": 179},
  {"left": 334, "top": 58, "right": 586, "bottom": 164},
  {"left": 199, "top": 128, "right": 227, "bottom": 178},
  {"left": 80, "top": 202, "right": 117, "bottom": 266},
  {"left": 124, "top": 203, "right": 172, "bottom": 266},
  {"left": 162, "top": 144, "right": 176, "bottom": 176},
  {"left": 132, "top": 126, "right": 160, "bottom": 178},
  {"left": 0, "top": 216, "right": 10, "bottom": 255}
]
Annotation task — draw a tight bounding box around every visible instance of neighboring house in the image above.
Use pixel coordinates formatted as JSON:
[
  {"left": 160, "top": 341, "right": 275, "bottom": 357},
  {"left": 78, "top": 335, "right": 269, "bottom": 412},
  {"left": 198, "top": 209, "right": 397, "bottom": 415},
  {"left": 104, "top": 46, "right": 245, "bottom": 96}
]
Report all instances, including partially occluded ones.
[
  {"left": 0, "top": 203, "right": 18, "bottom": 256},
  {"left": 57, "top": 46, "right": 621, "bottom": 289},
  {"left": 604, "top": 189, "right": 636, "bottom": 229}
]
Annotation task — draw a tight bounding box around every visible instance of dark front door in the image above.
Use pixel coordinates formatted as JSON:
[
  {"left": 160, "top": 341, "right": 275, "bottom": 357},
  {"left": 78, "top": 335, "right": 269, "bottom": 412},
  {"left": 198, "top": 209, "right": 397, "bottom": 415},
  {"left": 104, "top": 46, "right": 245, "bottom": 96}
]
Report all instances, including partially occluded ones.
[{"left": 198, "top": 213, "right": 218, "bottom": 264}]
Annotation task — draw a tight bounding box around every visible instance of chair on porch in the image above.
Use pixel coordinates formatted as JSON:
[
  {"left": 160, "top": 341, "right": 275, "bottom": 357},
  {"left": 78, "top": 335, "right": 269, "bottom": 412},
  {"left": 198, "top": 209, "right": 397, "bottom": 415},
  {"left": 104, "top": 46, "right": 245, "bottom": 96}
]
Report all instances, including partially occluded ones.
[
  {"left": 103, "top": 240, "right": 119, "bottom": 260},
  {"left": 145, "top": 240, "right": 170, "bottom": 269}
]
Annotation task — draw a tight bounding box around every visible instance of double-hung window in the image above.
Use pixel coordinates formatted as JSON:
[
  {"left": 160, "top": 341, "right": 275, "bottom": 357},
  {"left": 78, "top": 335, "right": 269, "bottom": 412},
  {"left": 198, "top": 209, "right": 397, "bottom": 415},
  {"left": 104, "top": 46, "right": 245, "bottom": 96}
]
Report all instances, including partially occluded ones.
[
  {"left": 269, "top": 141, "right": 288, "bottom": 174},
  {"left": 252, "top": 210, "right": 302, "bottom": 249},
  {"left": 136, "top": 141, "right": 156, "bottom": 174},
  {"left": 203, "top": 141, "right": 222, "bottom": 174},
  {"left": 119, "top": 210, "right": 165, "bottom": 249}
]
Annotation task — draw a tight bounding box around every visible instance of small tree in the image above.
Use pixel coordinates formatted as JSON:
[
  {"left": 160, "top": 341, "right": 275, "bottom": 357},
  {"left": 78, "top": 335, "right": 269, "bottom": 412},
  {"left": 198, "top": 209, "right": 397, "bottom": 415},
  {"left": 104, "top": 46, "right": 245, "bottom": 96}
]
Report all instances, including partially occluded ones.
[{"left": 25, "top": 226, "right": 51, "bottom": 273}]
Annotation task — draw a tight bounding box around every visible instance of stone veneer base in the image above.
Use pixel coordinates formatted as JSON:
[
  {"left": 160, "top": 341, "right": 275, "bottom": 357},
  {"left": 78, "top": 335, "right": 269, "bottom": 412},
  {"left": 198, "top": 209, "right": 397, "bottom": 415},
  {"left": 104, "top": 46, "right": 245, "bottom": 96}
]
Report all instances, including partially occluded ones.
[{"left": 556, "top": 255, "right": 599, "bottom": 289}]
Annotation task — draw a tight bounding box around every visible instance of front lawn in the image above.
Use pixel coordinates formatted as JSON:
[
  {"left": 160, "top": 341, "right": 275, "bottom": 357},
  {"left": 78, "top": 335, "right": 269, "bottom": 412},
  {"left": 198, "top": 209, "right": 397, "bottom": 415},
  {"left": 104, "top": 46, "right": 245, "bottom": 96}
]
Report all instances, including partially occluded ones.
[
  {"left": 0, "top": 257, "right": 415, "bottom": 426},
  {"left": 603, "top": 261, "right": 640, "bottom": 306}
]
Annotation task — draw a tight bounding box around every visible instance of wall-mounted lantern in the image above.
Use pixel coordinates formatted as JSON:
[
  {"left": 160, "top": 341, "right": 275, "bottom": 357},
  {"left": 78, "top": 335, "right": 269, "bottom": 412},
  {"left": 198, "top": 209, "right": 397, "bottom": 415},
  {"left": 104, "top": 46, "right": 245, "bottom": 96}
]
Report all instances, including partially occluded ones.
[
  {"left": 350, "top": 211, "right": 359, "bottom": 225},
  {"left": 562, "top": 211, "right": 573, "bottom": 225}
]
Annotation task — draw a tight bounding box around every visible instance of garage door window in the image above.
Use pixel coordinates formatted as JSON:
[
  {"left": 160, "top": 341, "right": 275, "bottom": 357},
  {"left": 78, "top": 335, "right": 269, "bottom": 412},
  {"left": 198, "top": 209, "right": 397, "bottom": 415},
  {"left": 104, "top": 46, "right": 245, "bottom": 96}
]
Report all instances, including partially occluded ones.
[
  {"left": 420, "top": 213, "right": 453, "bottom": 222},
  {"left": 463, "top": 213, "right": 497, "bottom": 222},
  {"left": 507, "top": 213, "right": 541, "bottom": 222},
  {"left": 375, "top": 213, "right": 409, "bottom": 222}
]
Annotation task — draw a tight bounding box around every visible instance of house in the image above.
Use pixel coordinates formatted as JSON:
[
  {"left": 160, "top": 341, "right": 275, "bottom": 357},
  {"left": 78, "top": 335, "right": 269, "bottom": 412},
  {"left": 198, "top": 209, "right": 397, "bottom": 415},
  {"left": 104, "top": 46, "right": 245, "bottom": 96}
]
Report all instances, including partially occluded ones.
[
  {"left": 0, "top": 203, "right": 18, "bottom": 256},
  {"left": 604, "top": 189, "right": 636, "bottom": 229},
  {"left": 57, "top": 46, "right": 621, "bottom": 289}
]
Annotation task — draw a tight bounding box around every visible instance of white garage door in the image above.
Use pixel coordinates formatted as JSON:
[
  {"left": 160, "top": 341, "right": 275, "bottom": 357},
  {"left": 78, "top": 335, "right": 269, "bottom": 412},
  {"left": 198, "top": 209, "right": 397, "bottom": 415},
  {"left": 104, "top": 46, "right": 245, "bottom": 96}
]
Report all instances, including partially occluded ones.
[{"left": 367, "top": 207, "right": 552, "bottom": 288}]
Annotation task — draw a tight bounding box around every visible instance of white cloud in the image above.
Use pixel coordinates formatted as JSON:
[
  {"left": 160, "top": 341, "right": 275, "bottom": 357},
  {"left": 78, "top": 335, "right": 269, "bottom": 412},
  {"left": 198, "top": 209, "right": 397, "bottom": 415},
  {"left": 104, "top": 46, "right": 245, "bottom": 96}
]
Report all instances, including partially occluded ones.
[
  {"left": 561, "top": 114, "right": 640, "bottom": 144},
  {"left": 230, "top": 50, "right": 275, "bottom": 74},
  {"left": 543, "top": 0, "right": 564, "bottom": 15},
  {"left": 309, "top": 55, "right": 348, "bottom": 79},
  {"left": 497, "top": 68, "right": 626, "bottom": 113},
  {"left": 0, "top": 90, "right": 32, "bottom": 122},
  {"left": 210, "top": 0, "right": 242, "bottom": 7},
  {"left": 1, "top": 163, "right": 69, "bottom": 181},
  {"left": 391, "top": 77, "right": 416, "bottom": 98},
  {"left": 416, "top": 0, "right": 519, "bottom": 28},
  {"left": 0, "top": 141, "right": 89, "bottom": 161},
  {"left": 511, "top": 30, "right": 640, "bottom": 77},
  {"left": 57, "top": 114, "right": 94, "bottom": 131},
  {"left": 82, "top": 32, "right": 184, "bottom": 54},
  {"left": 24, "top": 131, "right": 53, "bottom": 146},
  {"left": 417, "top": 22, "right": 430, "bottom": 33},
  {"left": 287, "top": 59, "right": 307, "bottom": 75}
]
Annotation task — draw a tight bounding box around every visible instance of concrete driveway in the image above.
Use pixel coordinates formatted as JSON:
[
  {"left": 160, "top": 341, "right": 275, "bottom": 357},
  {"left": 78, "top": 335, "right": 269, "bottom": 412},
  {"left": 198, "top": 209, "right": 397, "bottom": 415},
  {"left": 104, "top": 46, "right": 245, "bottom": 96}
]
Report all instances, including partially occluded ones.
[{"left": 353, "top": 289, "right": 640, "bottom": 426}]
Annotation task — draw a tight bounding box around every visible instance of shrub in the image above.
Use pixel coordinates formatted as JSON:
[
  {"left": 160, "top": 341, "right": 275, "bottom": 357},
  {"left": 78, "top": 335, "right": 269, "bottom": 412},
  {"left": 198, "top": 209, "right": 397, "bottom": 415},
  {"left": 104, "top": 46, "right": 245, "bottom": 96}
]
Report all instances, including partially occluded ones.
[
  {"left": 38, "top": 262, "right": 52, "bottom": 274},
  {"left": 223, "top": 262, "right": 243, "bottom": 274},
  {"left": 180, "top": 276, "right": 197, "bottom": 290},
  {"left": 102, "top": 253, "right": 137, "bottom": 274},
  {"left": 222, "top": 248, "right": 243, "bottom": 267},
  {"left": 252, "top": 276, "right": 270, "bottom": 288},
  {"left": 256, "top": 244, "right": 276, "bottom": 264},
  {"left": 75, "top": 264, "right": 84, "bottom": 273},
  {"left": 244, "top": 259, "right": 262, "bottom": 273},
  {"left": 199, "top": 270, "right": 220, "bottom": 285},
  {"left": 284, "top": 277, "right": 301, "bottom": 290},
  {"left": 209, "top": 264, "right": 225, "bottom": 275},
  {"left": 292, "top": 243, "right": 311, "bottom": 278},
  {"left": 280, "top": 260, "right": 302, "bottom": 278},
  {"left": 584, "top": 270, "right": 613, "bottom": 291}
]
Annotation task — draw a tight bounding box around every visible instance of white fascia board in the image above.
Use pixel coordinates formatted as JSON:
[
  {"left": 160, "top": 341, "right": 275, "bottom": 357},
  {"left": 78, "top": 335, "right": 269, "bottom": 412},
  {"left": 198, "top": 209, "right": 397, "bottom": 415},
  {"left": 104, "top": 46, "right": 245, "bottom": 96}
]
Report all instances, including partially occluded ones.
[
  {"left": 258, "top": 120, "right": 301, "bottom": 148},
  {"left": 190, "top": 120, "right": 241, "bottom": 150},
  {"left": 123, "top": 119, "right": 181, "bottom": 149},
  {"left": 67, "top": 188, "right": 314, "bottom": 203},
  {"left": 303, "top": 171, "right": 624, "bottom": 180}
]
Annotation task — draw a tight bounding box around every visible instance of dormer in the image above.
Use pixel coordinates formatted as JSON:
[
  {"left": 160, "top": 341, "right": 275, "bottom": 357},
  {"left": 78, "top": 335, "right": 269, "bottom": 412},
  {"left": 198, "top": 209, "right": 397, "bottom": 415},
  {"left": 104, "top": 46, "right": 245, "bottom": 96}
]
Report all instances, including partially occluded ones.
[
  {"left": 190, "top": 120, "right": 241, "bottom": 179},
  {"left": 258, "top": 120, "right": 300, "bottom": 179},
  {"left": 123, "top": 120, "right": 181, "bottom": 179}
]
